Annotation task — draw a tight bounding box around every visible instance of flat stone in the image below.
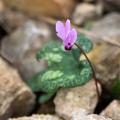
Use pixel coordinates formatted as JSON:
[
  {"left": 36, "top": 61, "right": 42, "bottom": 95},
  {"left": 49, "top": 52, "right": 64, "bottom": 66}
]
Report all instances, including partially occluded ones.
[
  {"left": 101, "top": 100, "right": 120, "bottom": 120},
  {"left": 0, "top": 57, "right": 35, "bottom": 120},
  {"left": 9, "top": 114, "right": 62, "bottom": 120},
  {"left": 54, "top": 80, "right": 101, "bottom": 120}
]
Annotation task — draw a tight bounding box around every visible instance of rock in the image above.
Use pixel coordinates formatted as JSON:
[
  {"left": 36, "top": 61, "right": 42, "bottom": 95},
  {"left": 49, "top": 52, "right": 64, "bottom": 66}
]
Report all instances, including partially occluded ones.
[
  {"left": 83, "top": 115, "right": 111, "bottom": 120},
  {"left": 37, "top": 101, "right": 55, "bottom": 114},
  {"left": 88, "top": 42, "right": 120, "bottom": 91},
  {"left": 91, "top": 13, "right": 120, "bottom": 42},
  {"left": 84, "top": 0, "right": 95, "bottom": 3},
  {"left": 0, "top": 57, "right": 35, "bottom": 120},
  {"left": 105, "top": 0, "right": 120, "bottom": 5},
  {"left": 103, "top": 0, "right": 120, "bottom": 11},
  {"left": 3, "top": 0, "right": 76, "bottom": 18},
  {"left": 0, "top": 0, "right": 5, "bottom": 12},
  {"left": 72, "top": 108, "right": 89, "bottom": 120},
  {"left": 9, "top": 114, "right": 61, "bottom": 120},
  {"left": 101, "top": 100, "right": 120, "bottom": 120},
  {"left": 54, "top": 80, "right": 101, "bottom": 120},
  {"left": 72, "top": 3, "right": 101, "bottom": 25},
  {"left": 72, "top": 109, "right": 112, "bottom": 120},
  {"left": 0, "top": 10, "right": 28, "bottom": 32},
  {"left": 88, "top": 13, "right": 120, "bottom": 91},
  {"left": 1, "top": 20, "right": 50, "bottom": 80}
]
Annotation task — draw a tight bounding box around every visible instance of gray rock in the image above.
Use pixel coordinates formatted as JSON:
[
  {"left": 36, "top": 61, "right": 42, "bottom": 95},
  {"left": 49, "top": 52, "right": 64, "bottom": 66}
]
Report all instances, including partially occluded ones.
[
  {"left": 101, "top": 100, "right": 120, "bottom": 120},
  {"left": 0, "top": 10, "right": 28, "bottom": 32},
  {"left": 91, "top": 13, "right": 120, "bottom": 42},
  {"left": 72, "top": 109, "right": 112, "bottom": 120},
  {"left": 9, "top": 114, "right": 62, "bottom": 120},
  {"left": 54, "top": 80, "right": 101, "bottom": 120},
  {"left": 1, "top": 20, "right": 51, "bottom": 80},
  {"left": 0, "top": 57, "right": 35, "bottom": 120}
]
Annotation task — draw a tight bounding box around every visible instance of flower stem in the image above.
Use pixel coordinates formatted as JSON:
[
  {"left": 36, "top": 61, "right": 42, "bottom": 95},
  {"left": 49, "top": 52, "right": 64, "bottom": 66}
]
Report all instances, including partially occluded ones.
[{"left": 74, "top": 43, "right": 100, "bottom": 99}]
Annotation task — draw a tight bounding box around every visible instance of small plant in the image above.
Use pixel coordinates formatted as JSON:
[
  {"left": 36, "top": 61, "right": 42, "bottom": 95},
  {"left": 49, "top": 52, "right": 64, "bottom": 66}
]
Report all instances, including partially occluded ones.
[
  {"left": 27, "top": 19, "right": 99, "bottom": 103},
  {"left": 111, "top": 78, "right": 120, "bottom": 97}
]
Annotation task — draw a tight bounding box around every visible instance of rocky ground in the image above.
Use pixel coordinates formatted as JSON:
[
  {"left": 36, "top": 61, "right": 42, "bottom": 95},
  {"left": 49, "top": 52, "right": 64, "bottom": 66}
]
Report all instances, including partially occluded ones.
[{"left": 0, "top": 0, "right": 120, "bottom": 120}]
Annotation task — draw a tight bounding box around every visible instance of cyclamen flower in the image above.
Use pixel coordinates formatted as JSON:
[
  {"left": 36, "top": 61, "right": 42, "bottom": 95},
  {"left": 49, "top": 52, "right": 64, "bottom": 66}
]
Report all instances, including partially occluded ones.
[{"left": 56, "top": 19, "right": 77, "bottom": 50}]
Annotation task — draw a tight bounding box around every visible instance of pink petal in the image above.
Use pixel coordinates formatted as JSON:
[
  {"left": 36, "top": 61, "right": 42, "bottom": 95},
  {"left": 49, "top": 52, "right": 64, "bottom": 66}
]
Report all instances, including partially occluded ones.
[
  {"left": 56, "top": 21, "right": 65, "bottom": 40},
  {"left": 65, "top": 19, "right": 70, "bottom": 37},
  {"left": 66, "top": 28, "right": 77, "bottom": 45}
]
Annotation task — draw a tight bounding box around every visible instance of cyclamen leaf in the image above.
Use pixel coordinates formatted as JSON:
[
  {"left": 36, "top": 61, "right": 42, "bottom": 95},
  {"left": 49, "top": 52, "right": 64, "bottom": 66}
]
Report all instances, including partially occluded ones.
[
  {"left": 28, "top": 40, "right": 93, "bottom": 93},
  {"left": 111, "top": 78, "right": 120, "bottom": 97},
  {"left": 76, "top": 34, "right": 93, "bottom": 53},
  {"left": 36, "top": 41, "right": 80, "bottom": 66},
  {"left": 27, "top": 36, "right": 93, "bottom": 103},
  {"left": 28, "top": 59, "right": 92, "bottom": 93}
]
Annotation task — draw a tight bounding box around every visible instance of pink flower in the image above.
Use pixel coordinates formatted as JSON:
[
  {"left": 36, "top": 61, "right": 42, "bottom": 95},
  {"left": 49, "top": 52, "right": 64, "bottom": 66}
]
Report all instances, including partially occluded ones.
[{"left": 56, "top": 19, "right": 77, "bottom": 50}]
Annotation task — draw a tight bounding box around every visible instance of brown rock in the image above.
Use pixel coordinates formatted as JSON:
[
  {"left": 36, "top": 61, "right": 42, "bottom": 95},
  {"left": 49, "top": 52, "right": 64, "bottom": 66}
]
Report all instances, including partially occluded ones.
[
  {"left": 0, "top": 0, "right": 5, "bottom": 12},
  {"left": 9, "top": 114, "right": 61, "bottom": 120},
  {"left": 0, "top": 57, "right": 35, "bottom": 120},
  {"left": 101, "top": 100, "right": 120, "bottom": 120},
  {"left": 1, "top": 20, "right": 50, "bottom": 80},
  {"left": 88, "top": 42, "right": 120, "bottom": 91},
  {"left": 54, "top": 80, "right": 101, "bottom": 120},
  {"left": 3, "top": 0, "right": 76, "bottom": 18}
]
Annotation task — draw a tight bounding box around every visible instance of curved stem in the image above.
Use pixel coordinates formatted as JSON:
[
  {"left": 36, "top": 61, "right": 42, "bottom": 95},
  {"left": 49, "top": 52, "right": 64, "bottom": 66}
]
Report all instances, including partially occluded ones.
[{"left": 74, "top": 43, "right": 100, "bottom": 99}]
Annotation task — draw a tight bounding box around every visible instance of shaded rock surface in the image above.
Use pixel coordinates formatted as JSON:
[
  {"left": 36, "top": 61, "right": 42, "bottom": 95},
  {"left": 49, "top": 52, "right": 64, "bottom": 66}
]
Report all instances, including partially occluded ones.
[
  {"left": 103, "top": 0, "right": 120, "bottom": 11},
  {"left": 0, "top": 57, "right": 35, "bottom": 120},
  {"left": 101, "top": 100, "right": 120, "bottom": 120},
  {"left": 9, "top": 114, "right": 62, "bottom": 120},
  {"left": 54, "top": 80, "right": 101, "bottom": 120},
  {"left": 1, "top": 20, "right": 50, "bottom": 80},
  {"left": 37, "top": 101, "right": 55, "bottom": 114}
]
